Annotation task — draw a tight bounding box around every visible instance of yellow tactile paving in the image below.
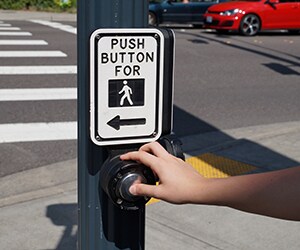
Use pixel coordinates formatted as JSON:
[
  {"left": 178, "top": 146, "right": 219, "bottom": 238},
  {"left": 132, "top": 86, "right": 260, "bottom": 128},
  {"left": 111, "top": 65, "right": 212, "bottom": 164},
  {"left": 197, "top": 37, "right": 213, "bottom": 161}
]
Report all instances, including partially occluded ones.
[
  {"left": 147, "top": 153, "right": 257, "bottom": 205},
  {"left": 186, "top": 153, "right": 257, "bottom": 178}
]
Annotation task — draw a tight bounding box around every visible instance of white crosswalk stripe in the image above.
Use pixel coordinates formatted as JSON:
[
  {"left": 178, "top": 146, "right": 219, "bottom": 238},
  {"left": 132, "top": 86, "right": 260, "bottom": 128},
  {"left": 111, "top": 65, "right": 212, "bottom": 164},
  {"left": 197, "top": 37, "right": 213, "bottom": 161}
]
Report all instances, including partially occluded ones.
[
  {"left": 0, "top": 40, "right": 48, "bottom": 45},
  {"left": 0, "top": 122, "right": 77, "bottom": 143},
  {"left": 0, "top": 27, "right": 20, "bottom": 30},
  {"left": 0, "top": 31, "right": 32, "bottom": 36},
  {"left": 0, "top": 20, "right": 77, "bottom": 143},
  {"left": 31, "top": 20, "right": 77, "bottom": 34},
  {"left": 0, "top": 50, "right": 67, "bottom": 57},
  {"left": 0, "top": 65, "right": 77, "bottom": 75},
  {"left": 0, "top": 88, "right": 77, "bottom": 101}
]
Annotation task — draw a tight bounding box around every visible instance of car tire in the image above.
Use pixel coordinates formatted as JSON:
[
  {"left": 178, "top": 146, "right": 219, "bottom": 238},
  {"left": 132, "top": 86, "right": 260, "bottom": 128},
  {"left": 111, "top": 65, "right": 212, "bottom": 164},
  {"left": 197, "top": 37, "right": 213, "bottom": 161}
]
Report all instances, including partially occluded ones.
[
  {"left": 148, "top": 12, "right": 158, "bottom": 26},
  {"left": 216, "top": 29, "right": 229, "bottom": 35},
  {"left": 193, "top": 24, "right": 203, "bottom": 29},
  {"left": 288, "top": 30, "right": 299, "bottom": 35},
  {"left": 239, "top": 14, "right": 260, "bottom": 36}
]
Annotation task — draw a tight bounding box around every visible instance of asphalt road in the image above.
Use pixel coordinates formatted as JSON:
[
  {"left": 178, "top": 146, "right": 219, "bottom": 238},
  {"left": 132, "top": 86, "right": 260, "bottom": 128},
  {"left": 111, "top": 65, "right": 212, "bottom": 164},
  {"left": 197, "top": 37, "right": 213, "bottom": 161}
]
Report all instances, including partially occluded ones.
[
  {"left": 0, "top": 20, "right": 77, "bottom": 176},
  {"left": 172, "top": 27, "right": 300, "bottom": 137},
  {"left": 0, "top": 20, "right": 299, "bottom": 177}
]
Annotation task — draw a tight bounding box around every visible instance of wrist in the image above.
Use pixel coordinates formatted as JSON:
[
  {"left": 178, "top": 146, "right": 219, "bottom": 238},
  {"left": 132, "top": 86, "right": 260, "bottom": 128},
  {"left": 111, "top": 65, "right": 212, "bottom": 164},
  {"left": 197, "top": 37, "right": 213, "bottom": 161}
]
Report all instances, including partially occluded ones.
[{"left": 191, "top": 177, "right": 229, "bottom": 206}]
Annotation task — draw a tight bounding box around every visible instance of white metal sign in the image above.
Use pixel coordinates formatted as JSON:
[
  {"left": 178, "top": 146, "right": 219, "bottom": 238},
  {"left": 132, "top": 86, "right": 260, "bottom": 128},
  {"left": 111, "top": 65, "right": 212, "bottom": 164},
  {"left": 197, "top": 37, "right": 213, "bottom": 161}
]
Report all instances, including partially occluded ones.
[{"left": 90, "top": 28, "right": 165, "bottom": 146}]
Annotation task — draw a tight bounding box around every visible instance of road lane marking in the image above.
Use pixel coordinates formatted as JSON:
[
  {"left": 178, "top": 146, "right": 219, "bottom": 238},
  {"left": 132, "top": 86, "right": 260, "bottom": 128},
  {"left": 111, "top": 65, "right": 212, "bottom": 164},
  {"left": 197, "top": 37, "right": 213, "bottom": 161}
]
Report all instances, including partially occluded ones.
[
  {"left": 0, "top": 24, "right": 12, "bottom": 27},
  {"left": 0, "top": 40, "right": 48, "bottom": 45},
  {"left": 0, "top": 65, "right": 77, "bottom": 75},
  {"left": 30, "top": 20, "right": 77, "bottom": 34},
  {"left": 0, "top": 122, "right": 77, "bottom": 143},
  {"left": 0, "top": 27, "right": 20, "bottom": 30},
  {"left": 0, "top": 50, "right": 67, "bottom": 57},
  {"left": 0, "top": 31, "right": 32, "bottom": 36},
  {"left": 0, "top": 88, "right": 77, "bottom": 101}
]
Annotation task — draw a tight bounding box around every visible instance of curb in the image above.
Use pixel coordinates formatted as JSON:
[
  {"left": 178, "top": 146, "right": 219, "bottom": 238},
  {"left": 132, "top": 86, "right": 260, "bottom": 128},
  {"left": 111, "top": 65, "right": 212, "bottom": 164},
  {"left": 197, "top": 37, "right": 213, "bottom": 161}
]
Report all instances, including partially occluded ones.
[{"left": 0, "top": 10, "right": 76, "bottom": 21}]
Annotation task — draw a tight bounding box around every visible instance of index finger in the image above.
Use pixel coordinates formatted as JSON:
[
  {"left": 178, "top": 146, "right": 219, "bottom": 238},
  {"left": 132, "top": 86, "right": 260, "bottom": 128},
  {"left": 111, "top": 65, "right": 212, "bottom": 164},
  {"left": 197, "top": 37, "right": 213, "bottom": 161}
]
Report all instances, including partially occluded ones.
[
  {"left": 139, "top": 142, "right": 171, "bottom": 159},
  {"left": 120, "top": 150, "right": 162, "bottom": 175}
]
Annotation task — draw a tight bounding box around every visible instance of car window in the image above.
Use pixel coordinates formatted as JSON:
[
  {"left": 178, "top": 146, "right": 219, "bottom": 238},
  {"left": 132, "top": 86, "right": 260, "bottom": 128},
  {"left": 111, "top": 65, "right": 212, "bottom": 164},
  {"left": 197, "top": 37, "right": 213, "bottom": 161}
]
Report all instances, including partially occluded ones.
[
  {"left": 230, "top": 0, "right": 260, "bottom": 1},
  {"left": 190, "top": 0, "right": 218, "bottom": 3},
  {"left": 189, "top": 0, "right": 218, "bottom": 2},
  {"left": 169, "top": 0, "right": 188, "bottom": 3}
]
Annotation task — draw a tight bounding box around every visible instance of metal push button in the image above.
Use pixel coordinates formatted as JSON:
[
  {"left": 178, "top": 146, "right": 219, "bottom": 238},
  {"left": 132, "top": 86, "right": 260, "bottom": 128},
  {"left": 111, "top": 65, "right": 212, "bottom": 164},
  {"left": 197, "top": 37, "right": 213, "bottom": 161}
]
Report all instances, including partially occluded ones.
[
  {"left": 100, "top": 155, "right": 156, "bottom": 210},
  {"left": 116, "top": 172, "right": 147, "bottom": 202}
]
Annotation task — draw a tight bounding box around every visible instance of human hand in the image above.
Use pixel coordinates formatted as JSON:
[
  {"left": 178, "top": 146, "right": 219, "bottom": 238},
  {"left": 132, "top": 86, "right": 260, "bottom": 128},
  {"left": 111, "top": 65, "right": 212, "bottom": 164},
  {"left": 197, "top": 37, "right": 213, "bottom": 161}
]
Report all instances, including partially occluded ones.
[
  {"left": 120, "top": 142, "right": 209, "bottom": 204},
  {"left": 122, "top": 142, "right": 300, "bottom": 220}
]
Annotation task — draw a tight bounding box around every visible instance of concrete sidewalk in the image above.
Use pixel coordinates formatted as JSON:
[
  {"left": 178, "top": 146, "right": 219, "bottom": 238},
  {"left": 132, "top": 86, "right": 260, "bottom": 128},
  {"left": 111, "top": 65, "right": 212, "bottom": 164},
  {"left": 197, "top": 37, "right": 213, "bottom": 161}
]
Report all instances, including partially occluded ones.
[{"left": 1, "top": 121, "right": 300, "bottom": 250}]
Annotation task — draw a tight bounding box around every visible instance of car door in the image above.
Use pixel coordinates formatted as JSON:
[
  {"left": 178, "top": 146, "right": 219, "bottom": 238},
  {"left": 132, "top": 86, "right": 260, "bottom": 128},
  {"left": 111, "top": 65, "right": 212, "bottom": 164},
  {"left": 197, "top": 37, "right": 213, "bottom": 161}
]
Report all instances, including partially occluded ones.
[
  {"left": 263, "top": 0, "right": 300, "bottom": 29},
  {"left": 276, "top": 0, "right": 300, "bottom": 28},
  {"left": 161, "top": 0, "right": 192, "bottom": 23},
  {"left": 189, "top": 0, "right": 218, "bottom": 23}
]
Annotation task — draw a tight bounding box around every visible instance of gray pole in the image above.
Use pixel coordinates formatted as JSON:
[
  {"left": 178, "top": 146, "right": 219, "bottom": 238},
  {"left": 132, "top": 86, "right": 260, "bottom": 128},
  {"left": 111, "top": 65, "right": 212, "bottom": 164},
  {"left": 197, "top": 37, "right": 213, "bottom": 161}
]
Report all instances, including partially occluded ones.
[{"left": 77, "top": 0, "right": 149, "bottom": 249}]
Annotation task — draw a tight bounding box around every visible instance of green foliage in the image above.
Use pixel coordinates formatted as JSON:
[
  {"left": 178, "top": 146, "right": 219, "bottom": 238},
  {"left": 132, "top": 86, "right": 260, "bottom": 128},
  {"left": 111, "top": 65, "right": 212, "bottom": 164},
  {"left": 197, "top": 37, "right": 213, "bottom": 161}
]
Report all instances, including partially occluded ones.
[{"left": 0, "top": 0, "right": 77, "bottom": 11}]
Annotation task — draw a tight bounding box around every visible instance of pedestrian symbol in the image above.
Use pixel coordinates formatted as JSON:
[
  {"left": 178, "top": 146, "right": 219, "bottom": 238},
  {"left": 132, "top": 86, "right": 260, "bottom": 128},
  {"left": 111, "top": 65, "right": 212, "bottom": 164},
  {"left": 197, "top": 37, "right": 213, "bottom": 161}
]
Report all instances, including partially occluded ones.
[
  {"left": 109, "top": 79, "right": 145, "bottom": 108},
  {"left": 119, "top": 80, "right": 133, "bottom": 106}
]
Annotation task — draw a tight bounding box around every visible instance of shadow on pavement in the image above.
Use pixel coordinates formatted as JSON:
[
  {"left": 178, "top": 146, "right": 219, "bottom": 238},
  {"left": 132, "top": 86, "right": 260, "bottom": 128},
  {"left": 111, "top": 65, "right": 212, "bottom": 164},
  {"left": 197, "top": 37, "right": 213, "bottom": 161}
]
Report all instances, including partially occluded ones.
[
  {"left": 173, "top": 106, "right": 218, "bottom": 137},
  {"left": 263, "top": 63, "right": 300, "bottom": 76},
  {"left": 184, "top": 30, "right": 300, "bottom": 72},
  {"left": 46, "top": 204, "right": 77, "bottom": 250}
]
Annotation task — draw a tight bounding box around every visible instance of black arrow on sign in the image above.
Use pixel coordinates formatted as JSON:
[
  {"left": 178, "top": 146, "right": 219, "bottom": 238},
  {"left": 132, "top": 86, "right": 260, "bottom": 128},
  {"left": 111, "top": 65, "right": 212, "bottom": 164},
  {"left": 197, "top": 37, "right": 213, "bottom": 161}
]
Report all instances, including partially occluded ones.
[{"left": 107, "top": 115, "right": 146, "bottom": 131}]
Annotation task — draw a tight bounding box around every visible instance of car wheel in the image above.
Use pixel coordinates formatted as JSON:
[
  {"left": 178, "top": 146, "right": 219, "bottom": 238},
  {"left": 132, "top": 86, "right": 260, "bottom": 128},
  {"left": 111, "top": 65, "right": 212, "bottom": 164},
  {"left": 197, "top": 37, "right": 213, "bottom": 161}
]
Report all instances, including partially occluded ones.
[
  {"left": 148, "top": 12, "right": 158, "bottom": 26},
  {"left": 239, "top": 14, "right": 260, "bottom": 36}
]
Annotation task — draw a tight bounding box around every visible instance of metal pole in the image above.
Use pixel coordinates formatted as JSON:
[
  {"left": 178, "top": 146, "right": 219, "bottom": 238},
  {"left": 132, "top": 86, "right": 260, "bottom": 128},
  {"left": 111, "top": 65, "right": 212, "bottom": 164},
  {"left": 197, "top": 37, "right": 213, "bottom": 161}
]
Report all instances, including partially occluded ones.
[{"left": 77, "top": 0, "right": 149, "bottom": 249}]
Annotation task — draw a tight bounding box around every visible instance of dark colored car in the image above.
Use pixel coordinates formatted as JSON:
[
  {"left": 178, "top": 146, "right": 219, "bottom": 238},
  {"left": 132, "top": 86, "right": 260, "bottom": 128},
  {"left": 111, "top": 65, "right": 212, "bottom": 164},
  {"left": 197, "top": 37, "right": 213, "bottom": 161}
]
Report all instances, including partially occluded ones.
[
  {"left": 149, "top": 0, "right": 228, "bottom": 27},
  {"left": 203, "top": 0, "right": 300, "bottom": 36}
]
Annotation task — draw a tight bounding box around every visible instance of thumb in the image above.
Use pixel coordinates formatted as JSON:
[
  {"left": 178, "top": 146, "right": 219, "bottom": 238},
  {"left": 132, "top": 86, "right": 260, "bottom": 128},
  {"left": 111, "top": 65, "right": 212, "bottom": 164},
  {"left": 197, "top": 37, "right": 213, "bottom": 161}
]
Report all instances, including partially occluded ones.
[{"left": 129, "top": 183, "right": 158, "bottom": 198}]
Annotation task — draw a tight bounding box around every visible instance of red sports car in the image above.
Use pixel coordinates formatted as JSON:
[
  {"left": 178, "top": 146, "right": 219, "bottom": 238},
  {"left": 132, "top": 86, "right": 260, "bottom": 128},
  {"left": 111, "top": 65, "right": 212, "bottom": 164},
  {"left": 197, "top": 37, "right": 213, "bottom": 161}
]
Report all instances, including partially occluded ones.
[{"left": 203, "top": 0, "right": 300, "bottom": 36}]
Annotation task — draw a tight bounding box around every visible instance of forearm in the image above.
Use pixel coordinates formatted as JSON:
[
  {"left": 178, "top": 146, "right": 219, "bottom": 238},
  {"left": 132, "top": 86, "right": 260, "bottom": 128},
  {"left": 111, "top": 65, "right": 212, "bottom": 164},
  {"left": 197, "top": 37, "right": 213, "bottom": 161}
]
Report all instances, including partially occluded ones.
[
  {"left": 200, "top": 166, "right": 300, "bottom": 221},
  {"left": 121, "top": 143, "right": 300, "bottom": 221}
]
